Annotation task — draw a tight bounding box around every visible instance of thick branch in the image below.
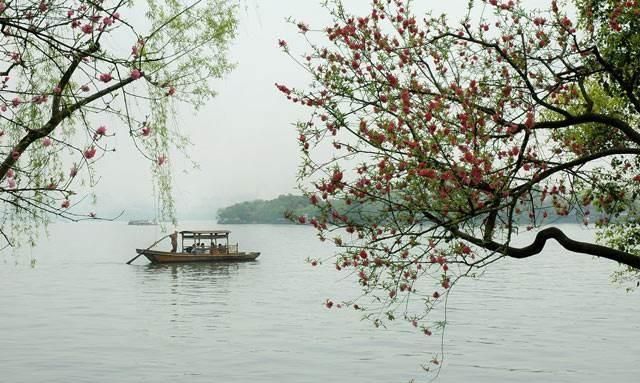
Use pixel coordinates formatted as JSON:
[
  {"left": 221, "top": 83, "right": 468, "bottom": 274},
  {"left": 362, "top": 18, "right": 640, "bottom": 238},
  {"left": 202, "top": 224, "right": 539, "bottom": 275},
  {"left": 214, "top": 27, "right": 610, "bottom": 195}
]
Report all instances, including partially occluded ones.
[
  {"left": 508, "top": 227, "right": 640, "bottom": 268},
  {"left": 458, "top": 227, "right": 640, "bottom": 270}
]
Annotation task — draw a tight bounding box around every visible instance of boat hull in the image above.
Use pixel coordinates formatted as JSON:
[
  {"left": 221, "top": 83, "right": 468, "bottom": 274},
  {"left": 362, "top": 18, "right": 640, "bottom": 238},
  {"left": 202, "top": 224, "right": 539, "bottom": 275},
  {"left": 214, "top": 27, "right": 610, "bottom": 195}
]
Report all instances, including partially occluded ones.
[{"left": 136, "top": 249, "right": 260, "bottom": 264}]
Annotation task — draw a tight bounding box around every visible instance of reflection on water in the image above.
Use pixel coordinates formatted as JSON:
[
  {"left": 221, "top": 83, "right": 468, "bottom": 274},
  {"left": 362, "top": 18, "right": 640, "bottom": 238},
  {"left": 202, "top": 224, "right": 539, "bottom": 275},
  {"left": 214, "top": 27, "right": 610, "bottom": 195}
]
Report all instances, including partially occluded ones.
[
  {"left": 142, "top": 262, "right": 243, "bottom": 281},
  {"left": 0, "top": 223, "right": 639, "bottom": 383}
]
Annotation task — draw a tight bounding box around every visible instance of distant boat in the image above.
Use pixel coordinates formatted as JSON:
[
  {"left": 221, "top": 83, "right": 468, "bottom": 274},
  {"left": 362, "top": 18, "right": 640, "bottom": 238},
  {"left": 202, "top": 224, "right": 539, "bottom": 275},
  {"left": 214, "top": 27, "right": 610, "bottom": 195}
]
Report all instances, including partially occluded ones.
[
  {"left": 132, "top": 230, "right": 260, "bottom": 264},
  {"left": 128, "top": 219, "right": 157, "bottom": 226}
]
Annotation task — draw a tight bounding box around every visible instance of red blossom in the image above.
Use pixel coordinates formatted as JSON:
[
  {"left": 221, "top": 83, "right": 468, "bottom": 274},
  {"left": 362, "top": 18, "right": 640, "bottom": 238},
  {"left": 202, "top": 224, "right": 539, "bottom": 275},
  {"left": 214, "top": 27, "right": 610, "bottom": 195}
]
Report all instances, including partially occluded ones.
[
  {"left": 99, "top": 73, "right": 113, "bottom": 83},
  {"left": 84, "top": 146, "right": 97, "bottom": 159},
  {"left": 418, "top": 168, "right": 437, "bottom": 178},
  {"left": 275, "top": 83, "right": 291, "bottom": 95},
  {"left": 331, "top": 170, "right": 343, "bottom": 183},
  {"left": 130, "top": 69, "right": 142, "bottom": 80}
]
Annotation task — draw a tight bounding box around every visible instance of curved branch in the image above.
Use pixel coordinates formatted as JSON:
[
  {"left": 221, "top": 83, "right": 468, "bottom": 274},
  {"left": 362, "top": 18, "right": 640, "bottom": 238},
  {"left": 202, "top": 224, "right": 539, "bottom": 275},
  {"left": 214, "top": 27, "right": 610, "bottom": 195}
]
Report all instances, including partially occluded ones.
[
  {"left": 458, "top": 226, "right": 640, "bottom": 270},
  {"left": 506, "top": 227, "right": 640, "bottom": 269}
]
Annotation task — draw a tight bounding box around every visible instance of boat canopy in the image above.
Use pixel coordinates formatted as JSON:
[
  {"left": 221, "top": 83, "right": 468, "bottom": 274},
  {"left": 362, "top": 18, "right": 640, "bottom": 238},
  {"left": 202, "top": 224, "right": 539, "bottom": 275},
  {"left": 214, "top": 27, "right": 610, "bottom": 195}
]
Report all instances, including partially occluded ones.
[{"left": 180, "top": 230, "right": 231, "bottom": 240}]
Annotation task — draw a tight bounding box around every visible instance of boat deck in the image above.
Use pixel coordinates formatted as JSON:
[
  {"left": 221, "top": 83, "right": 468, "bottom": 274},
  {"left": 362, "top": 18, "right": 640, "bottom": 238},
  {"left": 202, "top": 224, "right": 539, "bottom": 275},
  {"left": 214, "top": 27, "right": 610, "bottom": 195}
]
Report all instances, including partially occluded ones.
[{"left": 136, "top": 249, "right": 260, "bottom": 264}]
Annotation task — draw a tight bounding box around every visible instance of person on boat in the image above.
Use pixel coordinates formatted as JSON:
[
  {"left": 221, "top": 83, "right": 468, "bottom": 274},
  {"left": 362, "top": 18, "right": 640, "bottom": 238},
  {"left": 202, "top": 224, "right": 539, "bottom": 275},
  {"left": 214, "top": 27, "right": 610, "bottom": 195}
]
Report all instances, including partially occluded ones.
[
  {"left": 186, "top": 242, "right": 198, "bottom": 253},
  {"left": 169, "top": 231, "right": 178, "bottom": 253}
]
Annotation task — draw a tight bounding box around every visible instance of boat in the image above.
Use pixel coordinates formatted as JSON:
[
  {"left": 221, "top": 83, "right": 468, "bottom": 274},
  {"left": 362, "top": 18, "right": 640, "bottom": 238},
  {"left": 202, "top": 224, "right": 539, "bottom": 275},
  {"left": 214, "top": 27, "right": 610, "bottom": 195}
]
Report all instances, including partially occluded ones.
[
  {"left": 128, "top": 219, "right": 158, "bottom": 226},
  {"left": 133, "top": 230, "right": 260, "bottom": 264}
]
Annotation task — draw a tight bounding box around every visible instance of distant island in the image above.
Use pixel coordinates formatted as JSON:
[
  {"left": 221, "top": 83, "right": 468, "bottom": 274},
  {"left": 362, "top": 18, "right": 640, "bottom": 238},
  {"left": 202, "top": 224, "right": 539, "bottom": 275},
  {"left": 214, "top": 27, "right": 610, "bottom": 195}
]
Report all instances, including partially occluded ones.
[
  {"left": 217, "top": 193, "right": 590, "bottom": 226},
  {"left": 217, "top": 194, "right": 319, "bottom": 224}
]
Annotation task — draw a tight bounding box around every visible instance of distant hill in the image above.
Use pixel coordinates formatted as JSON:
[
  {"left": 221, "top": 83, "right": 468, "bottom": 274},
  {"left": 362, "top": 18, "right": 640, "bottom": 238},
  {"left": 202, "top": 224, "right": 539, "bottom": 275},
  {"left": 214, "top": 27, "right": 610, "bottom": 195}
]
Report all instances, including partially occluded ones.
[
  {"left": 216, "top": 193, "right": 591, "bottom": 226},
  {"left": 217, "top": 194, "right": 319, "bottom": 224}
]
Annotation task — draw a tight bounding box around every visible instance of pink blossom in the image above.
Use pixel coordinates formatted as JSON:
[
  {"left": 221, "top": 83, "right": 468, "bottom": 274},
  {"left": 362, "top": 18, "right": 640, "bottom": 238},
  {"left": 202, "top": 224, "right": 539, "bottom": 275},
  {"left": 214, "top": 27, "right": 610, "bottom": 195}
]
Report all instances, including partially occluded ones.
[
  {"left": 32, "top": 95, "right": 48, "bottom": 104},
  {"left": 166, "top": 86, "right": 176, "bottom": 96},
  {"left": 81, "top": 23, "right": 93, "bottom": 34},
  {"left": 0, "top": 106, "right": 6, "bottom": 112},
  {"left": 42, "top": 137, "right": 52, "bottom": 147},
  {"left": 0, "top": 2, "right": 6, "bottom": 14},
  {"left": 131, "top": 45, "right": 139, "bottom": 57},
  {"left": 95, "top": 125, "right": 107, "bottom": 136},
  {"left": 84, "top": 146, "right": 97, "bottom": 159},
  {"left": 71, "top": 20, "right": 80, "bottom": 29},
  {"left": 70, "top": 165, "right": 78, "bottom": 177},
  {"left": 99, "top": 73, "right": 113, "bottom": 83},
  {"left": 130, "top": 69, "right": 142, "bottom": 80},
  {"left": 157, "top": 155, "right": 167, "bottom": 166},
  {"left": 11, "top": 97, "right": 21, "bottom": 107},
  {"left": 275, "top": 83, "right": 291, "bottom": 95},
  {"left": 11, "top": 150, "right": 20, "bottom": 160},
  {"left": 61, "top": 199, "right": 70, "bottom": 209},
  {"left": 67, "top": 9, "right": 74, "bottom": 18},
  {"left": 113, "top": 12, "right": 120, "bottom": 20},
  {"left": 38, "top": 1, "right": 47, "bottom": 12},
  {"left": 80, "top": 84, "right": 90, "bottom": 92},
  {"left": 141, "top": 126, "right": 151, "bottom": 136},
  {"left": 6, "top": 169, "right": 14, "bottom": 178},
  {"left": 103, "top": 17, "right": 113, "bottom": 26},
  {"left": 7, "top": 178, "right": 15, "bottom": 189}
]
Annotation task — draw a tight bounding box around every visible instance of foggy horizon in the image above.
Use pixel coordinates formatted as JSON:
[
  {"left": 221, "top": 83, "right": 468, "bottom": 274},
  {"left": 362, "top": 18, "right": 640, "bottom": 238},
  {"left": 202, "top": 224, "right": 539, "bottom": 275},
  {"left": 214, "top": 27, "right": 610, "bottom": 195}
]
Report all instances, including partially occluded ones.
[{"left": 87, "top": 0, "right": 504, "bottom": 221}]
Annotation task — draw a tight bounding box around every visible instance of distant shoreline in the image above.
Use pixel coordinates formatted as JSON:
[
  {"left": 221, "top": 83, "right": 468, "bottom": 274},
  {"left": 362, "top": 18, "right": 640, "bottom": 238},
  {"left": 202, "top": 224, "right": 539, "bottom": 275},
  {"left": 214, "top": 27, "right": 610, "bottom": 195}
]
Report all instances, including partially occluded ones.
[{"left": 216, "top": 194, "right": 315, "bottom": 225}]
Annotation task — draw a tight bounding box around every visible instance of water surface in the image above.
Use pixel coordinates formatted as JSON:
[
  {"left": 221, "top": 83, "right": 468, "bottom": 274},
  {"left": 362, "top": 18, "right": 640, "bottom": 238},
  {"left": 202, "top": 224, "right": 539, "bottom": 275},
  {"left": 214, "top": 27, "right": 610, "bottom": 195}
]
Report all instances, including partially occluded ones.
[{"left": 1, "top": 223, "right": 638, "bottom": 382}]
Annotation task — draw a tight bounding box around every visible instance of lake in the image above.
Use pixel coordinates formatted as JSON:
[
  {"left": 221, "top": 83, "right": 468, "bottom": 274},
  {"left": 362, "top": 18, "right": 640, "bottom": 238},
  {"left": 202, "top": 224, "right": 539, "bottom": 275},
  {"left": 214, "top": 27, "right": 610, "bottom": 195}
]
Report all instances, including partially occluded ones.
[{"left": 1, "top": 222, "right": 639, "bottom": 382}]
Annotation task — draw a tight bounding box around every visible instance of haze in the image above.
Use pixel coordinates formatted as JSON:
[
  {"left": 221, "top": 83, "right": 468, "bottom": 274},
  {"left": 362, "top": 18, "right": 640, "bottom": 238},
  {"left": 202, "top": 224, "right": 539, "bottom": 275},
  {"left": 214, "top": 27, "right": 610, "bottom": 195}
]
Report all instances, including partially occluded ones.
[{"left": 92, "top": 0, "right": 546, "bottom": 220}]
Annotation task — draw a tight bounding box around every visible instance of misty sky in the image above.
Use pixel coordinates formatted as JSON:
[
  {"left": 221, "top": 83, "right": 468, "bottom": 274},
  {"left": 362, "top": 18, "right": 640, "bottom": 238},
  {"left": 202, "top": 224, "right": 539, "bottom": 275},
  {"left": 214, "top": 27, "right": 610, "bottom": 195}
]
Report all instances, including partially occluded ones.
[{"left": 92, "top": 0, "right": 546, "bottom": 220}]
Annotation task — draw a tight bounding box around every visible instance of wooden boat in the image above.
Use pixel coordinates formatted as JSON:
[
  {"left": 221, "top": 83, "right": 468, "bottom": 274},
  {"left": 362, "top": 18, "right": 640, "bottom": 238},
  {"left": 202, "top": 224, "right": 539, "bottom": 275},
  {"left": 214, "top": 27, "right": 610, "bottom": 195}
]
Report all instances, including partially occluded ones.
[
  {"left": 134, "top": 230, "right": 260, "bottom": 264},
  {"left": 128, "top": 219, "right": 158, "bottom": 226}
]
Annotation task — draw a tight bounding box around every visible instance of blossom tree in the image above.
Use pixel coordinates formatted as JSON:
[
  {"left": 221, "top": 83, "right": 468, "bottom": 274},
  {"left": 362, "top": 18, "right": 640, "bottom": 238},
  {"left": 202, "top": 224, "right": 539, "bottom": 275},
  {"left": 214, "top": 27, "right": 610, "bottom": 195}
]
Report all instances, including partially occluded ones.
[
  {"left": 0, "top": 0, "right": 236, "bottom": 247},
  {"left": 280, "top": 0, "right": 640, "bottom": 342}
]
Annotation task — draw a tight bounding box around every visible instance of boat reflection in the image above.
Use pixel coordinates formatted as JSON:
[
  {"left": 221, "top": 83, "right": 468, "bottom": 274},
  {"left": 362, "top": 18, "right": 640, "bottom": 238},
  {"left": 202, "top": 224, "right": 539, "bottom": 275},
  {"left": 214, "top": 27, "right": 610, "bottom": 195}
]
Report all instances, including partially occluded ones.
[{"left": 142, "top": 262, "right": 242, "bottom": 283}]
